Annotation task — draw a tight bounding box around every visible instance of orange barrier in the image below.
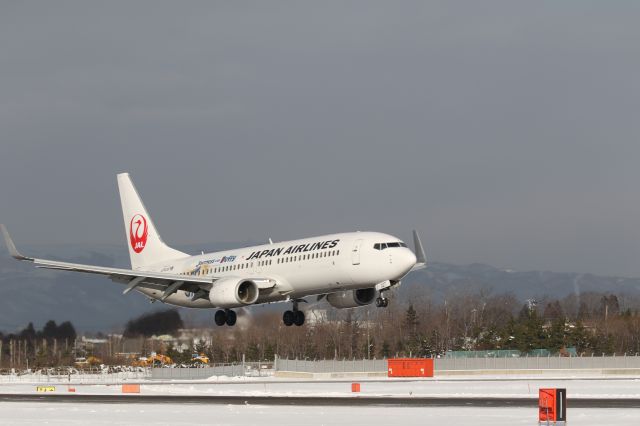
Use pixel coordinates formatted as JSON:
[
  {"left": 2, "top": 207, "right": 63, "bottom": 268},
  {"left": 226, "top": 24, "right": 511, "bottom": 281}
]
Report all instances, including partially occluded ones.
[
  {"left": 122, "top": 384, "right": 141, "bottom": 394},
  {"left": 387, "top": 358, "right": 434, "bottom": 377},
  {"left": 351, "top": 383, "right": 361, "bottom": 392},
  {"left": 539, "top": 388, "right": 566, "bottom": 423}
]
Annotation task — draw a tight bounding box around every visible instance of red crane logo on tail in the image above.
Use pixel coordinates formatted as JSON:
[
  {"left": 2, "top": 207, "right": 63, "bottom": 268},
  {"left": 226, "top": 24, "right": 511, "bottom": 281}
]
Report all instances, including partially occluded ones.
[{"left": 129, "top": 214, "right": 148, "bottom": 253}]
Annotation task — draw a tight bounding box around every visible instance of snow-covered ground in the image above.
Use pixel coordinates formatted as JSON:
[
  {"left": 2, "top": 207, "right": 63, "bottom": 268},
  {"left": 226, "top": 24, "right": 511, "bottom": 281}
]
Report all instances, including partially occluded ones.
[
  {"left": 1, "top": 375, "right": 640, "bottom": 399},
  {"left": 0, "top": 402, "right": 639, "bottom": 426},
  {"left": 2, "top": 375, "right": 640, "bottom": 425}
]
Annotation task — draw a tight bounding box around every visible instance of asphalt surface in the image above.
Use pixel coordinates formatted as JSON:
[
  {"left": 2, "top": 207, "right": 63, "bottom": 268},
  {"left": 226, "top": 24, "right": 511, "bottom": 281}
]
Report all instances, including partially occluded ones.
[{"left": 2, "top": 394, "right": 640, "bottom": 408}]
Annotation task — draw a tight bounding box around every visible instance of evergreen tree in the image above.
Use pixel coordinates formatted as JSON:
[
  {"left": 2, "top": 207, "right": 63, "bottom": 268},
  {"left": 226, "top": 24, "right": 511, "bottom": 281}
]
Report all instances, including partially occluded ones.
[
  {"left": 264, "top": 343, "right": 275, "bottom": 362},
  {"left": 404, "top": 305, "right": 419, "bottom": 337},
  {"left": 57, "top": 321, "right": 76, "bottom": 341},
  {"left": 548, "top": 317, "right": 566, "bottom": 352},
  {"left": 19, "top": 323, "right": 36, "bottom": 341},
  {"left": 381, "top": 341, "right": 391, "bottom": 358},
  {"left": 568, "top": 321, "right": 590, "bottom": 354},
  {"left": 245, "top": 341, "right": 260, "bottom": 361},
  {"left": 42, "top": 320, "right": 58, "bottom": 340}
]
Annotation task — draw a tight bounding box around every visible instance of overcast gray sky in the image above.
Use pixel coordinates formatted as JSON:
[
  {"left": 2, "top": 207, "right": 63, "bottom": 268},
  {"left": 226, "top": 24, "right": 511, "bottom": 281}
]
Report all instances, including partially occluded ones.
[{"left": 2, "top": 1, "right": 640, "bottom": 276}]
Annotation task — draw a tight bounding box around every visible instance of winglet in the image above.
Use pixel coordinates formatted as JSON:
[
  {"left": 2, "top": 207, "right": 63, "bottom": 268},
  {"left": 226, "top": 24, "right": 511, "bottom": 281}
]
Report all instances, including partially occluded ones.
[
  {"left": 0, "top": 224, "right": 33, "bottom": 261},
  {"left": 412, "top": 229, "right": 426, "bottom": 265}
]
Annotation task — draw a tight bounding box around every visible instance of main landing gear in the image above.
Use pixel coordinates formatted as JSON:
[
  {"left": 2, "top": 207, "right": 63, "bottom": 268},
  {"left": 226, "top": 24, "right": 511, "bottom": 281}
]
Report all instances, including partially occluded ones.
[
  {"left": 214, "top": 309, "right": 237, "bottom": 326},
  {"left": 283, "top": 300, "right": 305, "bottom": 326}
]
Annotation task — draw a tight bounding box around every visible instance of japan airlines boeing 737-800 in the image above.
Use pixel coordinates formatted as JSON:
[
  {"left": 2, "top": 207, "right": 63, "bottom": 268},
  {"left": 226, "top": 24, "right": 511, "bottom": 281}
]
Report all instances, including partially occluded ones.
[{"left": 1, "top": 173, "right": 426, "bottom": 326}]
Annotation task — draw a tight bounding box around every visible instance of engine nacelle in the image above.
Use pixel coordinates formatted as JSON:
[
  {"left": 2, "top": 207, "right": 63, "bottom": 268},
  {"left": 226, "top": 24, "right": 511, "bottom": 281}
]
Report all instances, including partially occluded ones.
[
  {"left": 209, "top": 277, "right": 259, "bottom": 308},
  {"left": 326, "top": 288, "right": 376, "bottom": 309}
]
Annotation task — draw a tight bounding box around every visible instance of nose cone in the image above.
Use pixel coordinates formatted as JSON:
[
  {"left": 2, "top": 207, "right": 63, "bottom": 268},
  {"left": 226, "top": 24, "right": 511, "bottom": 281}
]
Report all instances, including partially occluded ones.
[{"left": 398, "top": 248, "right": 417, "bottom": 276}]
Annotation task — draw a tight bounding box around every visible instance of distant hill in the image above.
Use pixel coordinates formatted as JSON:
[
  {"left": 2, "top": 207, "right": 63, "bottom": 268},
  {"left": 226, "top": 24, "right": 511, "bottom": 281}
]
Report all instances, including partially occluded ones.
[
  {"left": 403, "top": 262, "right": 640, "bottom": 302},
  {"left": 2, "top": 242, "right": 640, "bottom": 332}
]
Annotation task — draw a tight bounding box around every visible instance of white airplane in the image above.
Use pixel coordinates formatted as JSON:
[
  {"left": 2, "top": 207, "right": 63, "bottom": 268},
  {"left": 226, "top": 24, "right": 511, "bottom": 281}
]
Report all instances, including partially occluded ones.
[{"left": 1, "top": 173, "right": 426, "bottom": 327}]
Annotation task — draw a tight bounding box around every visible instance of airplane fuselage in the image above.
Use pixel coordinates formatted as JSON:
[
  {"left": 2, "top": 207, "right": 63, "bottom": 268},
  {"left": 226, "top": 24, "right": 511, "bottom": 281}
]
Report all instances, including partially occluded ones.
[{"left": 138, "top": 231, "right": 416, "bottom": 308}]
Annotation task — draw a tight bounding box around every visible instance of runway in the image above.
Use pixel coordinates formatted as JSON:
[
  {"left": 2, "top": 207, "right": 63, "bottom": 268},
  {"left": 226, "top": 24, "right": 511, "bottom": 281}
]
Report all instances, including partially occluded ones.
[{"left": 2, "top": 393, "right": 640, "bottom": 408}]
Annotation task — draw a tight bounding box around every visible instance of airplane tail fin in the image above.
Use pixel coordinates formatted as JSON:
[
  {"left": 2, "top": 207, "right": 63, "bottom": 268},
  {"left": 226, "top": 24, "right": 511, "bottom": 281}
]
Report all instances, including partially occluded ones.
[{"left": 117, "top": 173, "right": 187, "bottom": 269}]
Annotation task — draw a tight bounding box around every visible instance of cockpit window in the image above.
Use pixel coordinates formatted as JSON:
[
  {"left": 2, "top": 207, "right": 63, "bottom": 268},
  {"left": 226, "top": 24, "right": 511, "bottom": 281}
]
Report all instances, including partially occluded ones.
[{"left": 373, "top": 241, "right": 406, "bottom": 250}]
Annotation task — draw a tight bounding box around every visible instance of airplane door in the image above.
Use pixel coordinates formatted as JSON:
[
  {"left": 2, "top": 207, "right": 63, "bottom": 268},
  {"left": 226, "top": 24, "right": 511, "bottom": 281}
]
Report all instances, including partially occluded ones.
[{"left": 351, "top": 239, "right": 363, "bottom": 265}]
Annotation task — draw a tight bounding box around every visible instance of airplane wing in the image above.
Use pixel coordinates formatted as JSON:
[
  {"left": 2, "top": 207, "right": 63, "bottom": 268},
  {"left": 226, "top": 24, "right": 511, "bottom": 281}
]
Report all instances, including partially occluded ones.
[{"left": 1, "top": 224, "right": 213, "bottom": 301}]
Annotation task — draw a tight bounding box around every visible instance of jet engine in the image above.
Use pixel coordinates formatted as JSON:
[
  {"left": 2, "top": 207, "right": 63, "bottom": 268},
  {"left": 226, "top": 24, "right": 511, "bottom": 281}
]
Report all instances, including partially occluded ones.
[
  {"left": 209, "top": 277, "right": 259, "bottom": 308},
  {"left": 326, "top": 288, "right": 376, "bottom": 309}
]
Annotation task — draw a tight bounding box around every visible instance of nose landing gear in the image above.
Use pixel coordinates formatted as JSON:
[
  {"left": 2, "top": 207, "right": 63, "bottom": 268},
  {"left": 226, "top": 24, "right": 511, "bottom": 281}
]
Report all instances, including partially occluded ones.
[
  {"left": 283, "top": 300, "right": 306, "bottom": 326},
  {"left": 375, "top": 291, "right": 389, "bottom": 308},
  {"left": 214, "top": 309, "right": 237, "bottom": 326}
]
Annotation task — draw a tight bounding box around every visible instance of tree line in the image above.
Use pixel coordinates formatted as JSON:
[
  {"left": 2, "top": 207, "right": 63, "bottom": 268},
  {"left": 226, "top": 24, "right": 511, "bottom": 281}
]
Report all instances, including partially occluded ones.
[
  {"left": 163, "top": 289, "right": 640, "bottom": 363},
  {"left": 0, "top": 320, "right": 76, "bottom": 368}
]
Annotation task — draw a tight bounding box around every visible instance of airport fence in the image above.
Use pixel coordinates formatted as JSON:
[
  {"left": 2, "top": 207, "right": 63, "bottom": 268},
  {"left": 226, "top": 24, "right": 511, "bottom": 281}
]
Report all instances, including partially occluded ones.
[
  {"left": 436, "top": 354, "right": 640, "bottom": 370},
  {"left": 274, "top": 355, "right": 640, "bottom": 374},
  {"left": 275, "top": 358, "right": 388, "bottom": 374},
  {"left": 149, "top": 362, "right": 273, "bottom": 380}
]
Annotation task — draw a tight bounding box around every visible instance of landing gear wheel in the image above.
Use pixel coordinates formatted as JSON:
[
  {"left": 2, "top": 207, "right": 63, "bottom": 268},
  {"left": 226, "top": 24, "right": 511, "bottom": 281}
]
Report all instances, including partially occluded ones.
[
  {"left": 225, "top": 310, "right": 237, "bottom": 326},
  {"left": 283, "top": 310, "right": 294, "bottom": 326},
  {"left": 293, "top": 310, "right": 305, "bottom": 326},
  {"left": 214, "top": 310, "right": 226, "bottom": 326},
  {"left": 375, "top": 296, "right": 389, "bottom": 308}
]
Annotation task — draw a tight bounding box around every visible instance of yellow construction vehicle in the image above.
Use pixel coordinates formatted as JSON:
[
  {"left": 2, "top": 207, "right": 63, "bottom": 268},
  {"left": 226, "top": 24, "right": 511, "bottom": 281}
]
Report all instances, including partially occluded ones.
[
  {"left": 191, "top": 353, "right": 210, "bottom": 364},
  {"left": 133, "top": 352, "right": 173, "bottom": 367},
  {"left": 74, "top": 356, "right": 103, "bottom": 367}
]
